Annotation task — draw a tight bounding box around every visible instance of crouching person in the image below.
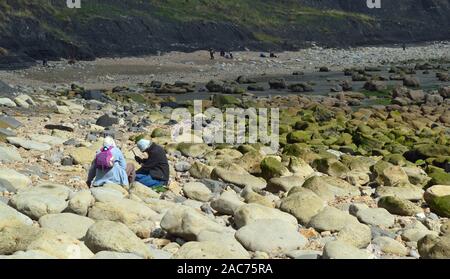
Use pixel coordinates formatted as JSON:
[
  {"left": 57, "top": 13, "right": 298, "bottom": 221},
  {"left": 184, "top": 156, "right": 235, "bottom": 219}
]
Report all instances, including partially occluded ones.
[
  {"left": 86, "top": 137, "right": 130, "bottom": 187},
  {"left": 133, "top": 139, "right": 169, "bottom": 187}
]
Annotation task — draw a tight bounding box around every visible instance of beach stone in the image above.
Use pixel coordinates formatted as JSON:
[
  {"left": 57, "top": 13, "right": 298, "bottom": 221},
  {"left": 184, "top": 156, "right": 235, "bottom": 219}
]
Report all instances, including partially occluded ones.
[
  {"left": 377, "top": 196, "right": 422, "bottom": 216},
  {"left": 211, "top": 167, "right": 266, "bottom": 190},
  {"left": 14, "top": 94, "right": 35, "bottom": 108},
  {"left": 84, "top": 220, "right": 153, "bottom": 259},
  {"left": 0, "top": 145, "right": 22, "bottom": 163},
  {"left": 0, "top": 98, "right": 16, "bottom": 107},
  {"left": 9, "top": 190, "right": 68, "bottom": 220},
  {"left": 402, "top": 221, "right": 439, "bottom": 242},
  {"left": 210, "top": 191, "right": 245, "bottom": 215},
  {"left": 68, "top": 190, "right": 95, "bottom": 216},
  {"left": 177, "top": 143, "right": 211, "bottom": 158},
  {"left": 418, "top": 234, "right": 450, "bottom": 259},
  {"left": 280, "top": 188, "right": 326, "bottom": 224},
  {"left": 267, "top": 176, "right": 305, "bottom": 193},
  {"left": 175, "top": 161, "right": 191, "bottom": 172},
  {"left": 441, "top": 220, "right": 450, "bottom": 235},
  {"left": 336, "top": 222, "right": 372, "bottom": 248},
  {"left": 160, "top": 205, "right": 232, "bottom": 241},
  {"left": 0, "top": 250, "right": 57, "bottom": 259},
  {"left": 129, "top": 182, "right": 160, "bottom": 200},
  {"left": 26, "top": 229, "right": 94, "bottom": 259},
  {"left": 88, "top": 199, "right": 158, "bottom": 226},
  {"left": 373, "top": 236, "right": 408, "bottom": 256},
  {"left": 376, "top": 184, "right": 424, "bottom": 201},
  {"left": 197, "top": 230, "right": 250, "bottom": 258},
  {"left": 189, "top": 161, "right": 213, "bottom": 179},
  {"left": 0, "top": 127, "right": 16, "bottom": 138},
  {"left": 69, "top": 147, "right": 95, "bottom": 165},
  {"left": 96, "top": 114, "right": 118, "bottom": 128},
  {"left": 424, "top": 185, "right": 450, "bottom": 218},
  {"left": 31, "top": 134, "right": 66, "bottom": 145},
  {"left": 0, "top": 202, "right": 33, "bottom": 226},
  {"left": 301, "top": 176, "right": 359, "bottom": 201},
  {"left": 0, "top": 223, "right": 42, "bottom": 254},
  {"left": 260, "top": 157, "right": 290, "bottom": 180},
  {"left": 38, "top": 213, "right": 95, "bottom": 239},
  {"left": 235, "top": 219, "right": 307, "bottom": 254},
  {"left": 173, "top": 240, "right": 249, "bottom": 259},
  {"left": 0, "top": 116, "right": 22, "bottom": 129},
  {"left": 354, "top": 207, "right": 395, "bottom": 228},
  {"left": 44, "top": 124, "right": 74, "bottom": 132},
  {"left": 234, "top": 203, "right": 298, "bottom": 229},
  {"left": 6, "top": 137, "right": 51, "bottom": 151},
  {"left": 322, "top": 240, "right": 373, "bottom": 259},
  {"left": 91, "top": 251, "right": 143, "bottom": 259},
  {"left": 183, "top": 182, "right": 212, "bottom": 202},
  {"left": 91, "top": 187, "right": 125, "bottom": 202},
  {"left": 308, "top": 207, "right": 359, "bottom": 232},
  {"left": 0, "top": 168, "right": 31, "bottom": 193}
]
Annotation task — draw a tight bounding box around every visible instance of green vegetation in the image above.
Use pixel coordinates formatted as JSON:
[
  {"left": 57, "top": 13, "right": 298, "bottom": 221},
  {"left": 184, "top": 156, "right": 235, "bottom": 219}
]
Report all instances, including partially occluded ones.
[{"left": 0, "top": 0, "right": 375, "bottom": 46}]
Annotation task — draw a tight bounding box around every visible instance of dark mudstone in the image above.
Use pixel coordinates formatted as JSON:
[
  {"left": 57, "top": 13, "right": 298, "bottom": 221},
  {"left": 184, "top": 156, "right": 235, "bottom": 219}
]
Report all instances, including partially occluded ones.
[
  {"left": 82, "top": 90, "right": 109, "bottom": 102},
  {"left": 61, "top": 157, "right": 74, "bottom": 166},
  {"left": 44, "top": 124, "right": 74, "bottom": 132},
  {"left": 96, "top": 114, "right": 119, "bottom": 128},
  {"left": 63, "top": 138, "right": 79, "bottom": 146},
  {"left": 198, "top": 178, "right": 227, "bottom": 194}
]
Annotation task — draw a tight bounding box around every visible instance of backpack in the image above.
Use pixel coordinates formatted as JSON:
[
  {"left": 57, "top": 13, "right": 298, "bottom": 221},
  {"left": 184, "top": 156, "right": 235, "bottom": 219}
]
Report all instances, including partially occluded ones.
[{"left": 95, "top": 146, "right": 115, "bottom": 170}]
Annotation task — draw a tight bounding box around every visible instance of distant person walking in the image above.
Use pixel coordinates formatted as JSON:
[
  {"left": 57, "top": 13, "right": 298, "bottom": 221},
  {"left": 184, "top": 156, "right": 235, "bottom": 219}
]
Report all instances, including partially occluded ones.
[
  {"left": 209, "top": 48, "right": 215, "bottom": 60},
  {"left": 402, "top": 43, "right": 406, "bottom": 51}
]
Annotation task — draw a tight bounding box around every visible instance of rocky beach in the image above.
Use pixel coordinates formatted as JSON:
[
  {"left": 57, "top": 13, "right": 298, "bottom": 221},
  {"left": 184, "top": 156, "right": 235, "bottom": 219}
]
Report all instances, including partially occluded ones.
[{"left": 0, "top": 43, "right": 449, "bottom": 259}]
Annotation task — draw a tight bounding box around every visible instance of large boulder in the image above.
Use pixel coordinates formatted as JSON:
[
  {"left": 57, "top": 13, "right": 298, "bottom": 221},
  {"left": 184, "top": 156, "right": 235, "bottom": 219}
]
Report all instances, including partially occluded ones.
[
  {"left": 373, "top": 236, "right": 408, "bottom": 256},
  {"left": 336, "top": 222, "right": 372, "bottom": 249},
  {"left": 177, "top": 143, "right": 211, "bottom": 158},
  {"left": 260, "top": 157, "right": 290, "bottom": 180},
  {"left": 183, "top": 182, "right": 213, "bottom": 202},
  {"left": 424, "top": 185, "right": 450, "bottom": 218},
  {"left": 160, "top": 206, "right": 232, "bottom": 241},
  {"left": 6, "top": 137, "right": 51, "bottom": 151},
  {"left": 279, "top": 188, "right": 326, "bottom": 224},
  {"left": 9, "top": 185, "right": 70, "bottom": 220},
  {"left": 210, "top": 191, "right": 245, "bottom": 215},
  {"left": 88, "top": 199, "right": 158, "bottom": 236},
  {"left": 0, "top": 203, "right": 33, "bottom": 226},
  {"left": 235, "top": 219, "right": 307, "bottom": 254},
  {"left": 234, "top": 203, "right": 298, "bottom": 229},
  {"left": 376, "top": 184, "right": 424, "bottom": 201},
  {"left": 38, "top": 213, "right": 95, "bottom": 240},
  {"left": 377, "top": 196, "right": 422, "bottom": 216},
  {"left": 351, "top": 205, "right": 395, "bottom": 228},
  {"left": 211, "top": 167, "right": 266, "bottom": 190},
  {"left": 84, "top": 220, "right": 153, "bottom": 259},
  {"left": 68, "top": 190, "right": 95, "bottom": 216},
  {"left": 267, "top": 176, "right": 305, "bottom": 193},
  {"left": 418, "top": 234, "right": 450, "bottom": 259},
  {"left": 301, "top": 176, "right": 359, "bottom": 201},
  {"left": 308, "top": 207, "right": 359, "bottom": 232},
  {"left": 0, "top": 168, "right": 31, "bottom": 193},
  {"left": 26, "top": 229, "right": 94, "bottom": 259}
]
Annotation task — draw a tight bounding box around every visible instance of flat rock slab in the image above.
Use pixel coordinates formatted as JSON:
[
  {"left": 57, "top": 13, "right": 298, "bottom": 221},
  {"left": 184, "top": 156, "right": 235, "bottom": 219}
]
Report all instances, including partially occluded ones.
[
  {"left": 0, "top": 116, "right": 23, "bottom": 129},
  {"left": 7, "top": 137, "right": 51, "bottom": 151},
  {"left": 235, "top": 219, "right": 307, "bottom": 254},
  {"left": 0, "top": 145, "right": 22, "bottom": 163},
  {"left": 31, "top": 134, "right": 66, "bottom": 145}
]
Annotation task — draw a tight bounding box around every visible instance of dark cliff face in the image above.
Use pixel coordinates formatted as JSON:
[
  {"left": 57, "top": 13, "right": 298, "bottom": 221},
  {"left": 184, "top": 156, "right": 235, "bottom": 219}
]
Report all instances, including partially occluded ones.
[{"left": 0, "top": 0, "right": 449, "bottom": 68}]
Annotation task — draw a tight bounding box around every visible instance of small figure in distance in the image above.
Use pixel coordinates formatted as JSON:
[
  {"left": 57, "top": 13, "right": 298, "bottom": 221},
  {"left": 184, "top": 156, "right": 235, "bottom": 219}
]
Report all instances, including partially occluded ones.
[{"left": 209, "top": 48, "right": 215, "bottom": 60}]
